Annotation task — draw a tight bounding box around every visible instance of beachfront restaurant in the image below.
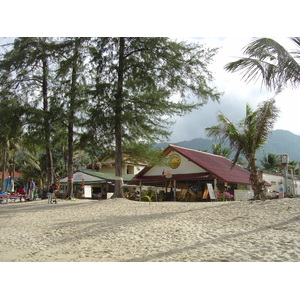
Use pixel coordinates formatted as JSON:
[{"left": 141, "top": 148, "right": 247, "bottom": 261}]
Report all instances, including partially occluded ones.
[
  {"left": 130, "top": 145, "right": 252, "bottom": 201},
  {"left": 59, "top": 170, "right": 135, "bottom": 199}
]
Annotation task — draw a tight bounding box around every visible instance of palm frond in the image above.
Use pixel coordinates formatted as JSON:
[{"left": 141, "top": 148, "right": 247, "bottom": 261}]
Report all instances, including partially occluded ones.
[{"left": 225, "top": 37, "right": 300, "bottom": 90}]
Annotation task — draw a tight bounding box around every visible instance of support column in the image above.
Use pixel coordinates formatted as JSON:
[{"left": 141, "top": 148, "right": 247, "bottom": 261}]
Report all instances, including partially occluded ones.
[
  {"left": 173, "top": 180, "right": 177, "bottom": 201},
  {"left": 139, "top": 181, "right": 142, "bottom": 201}
]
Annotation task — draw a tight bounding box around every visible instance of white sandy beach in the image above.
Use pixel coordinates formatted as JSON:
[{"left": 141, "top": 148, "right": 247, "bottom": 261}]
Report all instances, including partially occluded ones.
[{"left": 0, "top": 197, "right": 299, "bottom": 262}]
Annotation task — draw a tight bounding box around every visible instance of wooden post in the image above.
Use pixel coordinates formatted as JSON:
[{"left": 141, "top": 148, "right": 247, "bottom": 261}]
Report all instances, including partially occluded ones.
[{"left": 173, "top": 180, "right": 177, "bottom": 201}]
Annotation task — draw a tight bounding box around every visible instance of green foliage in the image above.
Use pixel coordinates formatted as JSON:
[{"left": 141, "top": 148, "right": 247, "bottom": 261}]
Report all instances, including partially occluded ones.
[
  {"left": 0, "top": 37, "right": 221, "bottom": 196},
  {"left": 217, "top": 191, "right": 234, "bottom": 201},
  {"left": 206, "top": 99, "right": 279, "bottom": 199},
  {"left": 260, "top": 152, "right": 280, "bottom": 172},
  {"left": 225, "top": 37, "right": 300, "bottom": 92},
  {"left": 212, "top": 143, "right": 232, "bottom": 158},
  {"left": 88, "top": 37, "right": 221, "bottom": 146}
]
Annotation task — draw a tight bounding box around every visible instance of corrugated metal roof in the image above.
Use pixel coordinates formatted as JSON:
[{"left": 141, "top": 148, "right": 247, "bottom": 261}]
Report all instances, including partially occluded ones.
[
  {"left": 60, "top": 172, "right": 106, "bottom": 184},
  {"left": 167, "top": 145, "right": 251, "bottom": 185},
  {"left": 131, "top": 145, "right": 251, "bottom": 185},
  {"left": 82, "top": 170, "right": 134, "bottom": 182}
]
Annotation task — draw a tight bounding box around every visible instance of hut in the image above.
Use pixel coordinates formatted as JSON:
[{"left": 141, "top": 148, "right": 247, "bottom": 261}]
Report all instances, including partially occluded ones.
[
  {"left": 130, "top": 145, "right": 252, "bottom": 201},
  {"left": 59, "top": 170, "right": 135, "bottom": 199}
]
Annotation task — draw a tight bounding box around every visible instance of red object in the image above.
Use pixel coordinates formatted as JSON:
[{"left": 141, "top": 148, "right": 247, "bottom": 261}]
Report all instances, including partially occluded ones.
[{"left": 131, "top": 145, "right": 252, "bottom": 186}]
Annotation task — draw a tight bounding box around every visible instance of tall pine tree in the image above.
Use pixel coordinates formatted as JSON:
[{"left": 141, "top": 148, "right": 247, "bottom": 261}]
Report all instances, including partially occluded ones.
[
  {"left": 0, "top": 37, "right": 58, "bottom": 188},
  {"left": 55, "top": 37, "right": 91, "bottom": 198},
  {"left": 88, "top": 37, "right": 221, "bottom": 198}
]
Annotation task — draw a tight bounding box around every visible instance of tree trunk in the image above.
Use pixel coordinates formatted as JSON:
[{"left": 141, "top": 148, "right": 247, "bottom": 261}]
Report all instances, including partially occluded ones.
[
  {"left": 249, "top": 157, "right": 264, "bottom": 199},
  {"left": 42, "top": 52, "right": 54, "bottom": 188},
  {"left": 66, "top": 38, "right": 80, "bottom": 199},
  {"left": 113, "top": 37, "right": 125, "bottom": 198},
  {"left": 1, "top": 146, "right": 7, "bottom": 191}
]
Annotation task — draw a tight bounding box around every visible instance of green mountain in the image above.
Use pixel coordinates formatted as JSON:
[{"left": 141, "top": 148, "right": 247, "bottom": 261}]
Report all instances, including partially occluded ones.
[{"left": 156, "top": 129, "right": 300, "bottom": 163}]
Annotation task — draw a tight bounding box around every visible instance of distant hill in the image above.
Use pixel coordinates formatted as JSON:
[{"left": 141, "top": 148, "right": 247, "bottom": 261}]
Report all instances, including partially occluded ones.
[{"left": 155, "top": 129, "right": 300, "bottom": 163}]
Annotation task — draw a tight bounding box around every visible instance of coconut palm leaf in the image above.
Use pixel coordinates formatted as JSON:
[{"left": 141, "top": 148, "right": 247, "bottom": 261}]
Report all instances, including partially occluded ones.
[
  {"left": 225, "top": 38, "right": 300, "bottom": 91},
  {"left": 206, "top": 99, "right": 279, "bottom": 199}
]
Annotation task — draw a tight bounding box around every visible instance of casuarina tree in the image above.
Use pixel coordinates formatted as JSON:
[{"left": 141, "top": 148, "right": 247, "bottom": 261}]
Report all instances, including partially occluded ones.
[{"left": 88, "top": 37, "right": 221, "bottom": 198}]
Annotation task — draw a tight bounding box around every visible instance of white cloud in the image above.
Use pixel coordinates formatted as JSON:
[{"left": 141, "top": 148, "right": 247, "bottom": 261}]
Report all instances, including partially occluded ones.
[{"left": 167, "top": 37, "right": 300, "bottom": 142}]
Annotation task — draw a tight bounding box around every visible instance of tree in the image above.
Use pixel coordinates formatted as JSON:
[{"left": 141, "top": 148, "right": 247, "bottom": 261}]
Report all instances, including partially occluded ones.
[
  {"left": 225, "top": 38, "right": 300, "bottom": 92},
  {"left": 211, "top": 143, "right": 232, "bottom": 158},
  {"left": 55, "top": 37, "right": 90, "bottom": 199},
  {"left": 206, "top": 99, "right": 279, "bottom": 199},
  {"left": 260, "top": 152, "right": 280, "bottom": 172},
  {"left": 89, "top": 37, "right": 221, "bottom": 198},
  {"left": 0, "top": 37, "right": 58, "bottom": 187},
  {"left": 0, "top": 89, "right": 24, "bottom": 190},
  {"left": 288, "top": 160, "right": 299, "bottom": 175}
]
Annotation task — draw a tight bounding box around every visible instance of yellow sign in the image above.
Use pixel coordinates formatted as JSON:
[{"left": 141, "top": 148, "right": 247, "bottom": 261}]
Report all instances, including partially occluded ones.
[{"left": 169, "top": 154, "right": 181, "bottom": 169}]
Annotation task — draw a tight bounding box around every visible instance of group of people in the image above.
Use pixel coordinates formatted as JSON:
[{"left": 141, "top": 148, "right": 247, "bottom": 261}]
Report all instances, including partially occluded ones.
[{"left": 27, "top": 179, "right": 58, "bottom": 204}]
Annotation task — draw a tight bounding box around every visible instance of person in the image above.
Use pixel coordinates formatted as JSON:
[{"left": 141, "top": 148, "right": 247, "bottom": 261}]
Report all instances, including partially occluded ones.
[
  {"left": 29, "top": 178, "right": 35, "bottom": 201},
  {"left": 52, "top": 183, "right": 58, "bottom": 204},
  {"left": 48, "top": 184, "right": 56, "bottom": 204}
]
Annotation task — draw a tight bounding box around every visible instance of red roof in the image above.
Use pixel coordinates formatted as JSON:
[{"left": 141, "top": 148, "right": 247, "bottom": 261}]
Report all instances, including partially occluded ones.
[
  {"left": 131, "top": 145, "right": 251, "bottom": 185},
  {"left": 0, "top": 171, "right": 23, "bottom": 179}
]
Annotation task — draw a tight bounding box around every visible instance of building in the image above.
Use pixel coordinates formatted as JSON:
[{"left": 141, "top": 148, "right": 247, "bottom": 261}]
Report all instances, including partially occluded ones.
[
  {"left": 59, "top": 159, "right": 146, "bottom": 199},
  {"left": 59, "top": 170, "right": 135, "bottom": 199},
  {"left": 261, "top": 171, "right": 300, "bottom": 196},
  {"left": 86, "top": 159, "right": 146, "bottom": 175},
  {"left": 130, "top": 145, "right": 252, "bottom": 201}
]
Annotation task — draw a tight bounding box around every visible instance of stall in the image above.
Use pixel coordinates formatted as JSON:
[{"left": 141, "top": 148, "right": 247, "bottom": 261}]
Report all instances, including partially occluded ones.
[{"left": 130, "top": 145, "right": 252, "bottom": 201}]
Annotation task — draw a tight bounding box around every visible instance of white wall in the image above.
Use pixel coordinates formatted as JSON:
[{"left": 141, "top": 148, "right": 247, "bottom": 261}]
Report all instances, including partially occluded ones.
[
  {"left": 262, "top": 172, "right": 300, "bottom": 196},
  {"left": 234, "top": 190, "right": 254, "bottom": 201},
  {"left": 145, "top": 150, "right": 206, "bottom": 176}
]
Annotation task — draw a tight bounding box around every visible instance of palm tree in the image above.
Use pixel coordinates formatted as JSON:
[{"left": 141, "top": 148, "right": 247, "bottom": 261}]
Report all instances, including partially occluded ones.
[
  {"left": 260, "top": 152, "right": 281, "bottom": 172},
  {"left": 288, "top": 160, "right": 299, "bottom": 175},
  {"left": 211, "top": 143, "right": 233, "bottom": 158},
  {"left": 225, "top": 38, "right": 300, "bottom": 92},
  {"left": 206, "top": 99, "right": 279, "bottom": 199}
]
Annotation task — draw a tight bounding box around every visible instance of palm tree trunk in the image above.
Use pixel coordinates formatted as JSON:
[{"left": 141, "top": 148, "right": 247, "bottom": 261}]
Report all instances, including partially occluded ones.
[{"left": 249, "top": 158, "right": 264, "bottom": 199}]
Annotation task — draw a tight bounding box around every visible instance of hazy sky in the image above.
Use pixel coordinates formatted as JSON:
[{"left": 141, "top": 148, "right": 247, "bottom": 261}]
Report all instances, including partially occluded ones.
[{"left": 167, "top": 37, "right": 300, "bottom": 142}]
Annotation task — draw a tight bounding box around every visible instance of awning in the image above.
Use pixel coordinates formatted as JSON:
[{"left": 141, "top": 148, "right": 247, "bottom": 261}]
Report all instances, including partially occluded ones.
[{"left": 60, "top": 172, "right": 106, "bottom": 185}]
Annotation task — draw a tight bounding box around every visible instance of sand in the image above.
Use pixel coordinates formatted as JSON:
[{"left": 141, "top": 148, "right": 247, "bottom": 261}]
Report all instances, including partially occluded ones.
[{"left": 0, "top": 197, "right": 299, "bottom": 262}]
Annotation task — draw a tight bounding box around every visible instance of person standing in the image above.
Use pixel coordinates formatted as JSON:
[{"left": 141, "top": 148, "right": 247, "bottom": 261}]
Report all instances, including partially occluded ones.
[
  {"left": 48, "top": 184, "right": 55, "bottom": 204},
  {"left": 29, "top": 178, "right": 35, "bottom": 201}
]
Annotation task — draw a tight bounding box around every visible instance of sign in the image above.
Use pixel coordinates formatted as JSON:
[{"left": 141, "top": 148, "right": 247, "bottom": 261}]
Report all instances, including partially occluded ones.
[
  {"left": 163, "top": 168, "right": 173, "bottom": 179},
  {"left": 281, "top": 154, "right": 289, "bottom": 164},
  {"left": 203, "top": 183, "right": 216, "bottom": 200},
  {"left": 84, "top": 185, "right": 92, "bottom": 198},
  {"left": 169, "top": 154, "right": 181, "bottom": 169},
  {"left": 279, "top": 184, "right": 284, "bottom": 198}
]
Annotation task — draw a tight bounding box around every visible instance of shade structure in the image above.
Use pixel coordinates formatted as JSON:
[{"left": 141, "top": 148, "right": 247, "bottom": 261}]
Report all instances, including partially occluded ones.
[{"left": 60, "top": 172, "right": 106, "bottom": 185}]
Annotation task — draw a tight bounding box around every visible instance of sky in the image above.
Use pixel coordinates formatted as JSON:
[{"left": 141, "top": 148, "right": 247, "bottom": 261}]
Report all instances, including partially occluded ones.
[{"left": 167, "top": 37, "right": 300, "bottom": 142}]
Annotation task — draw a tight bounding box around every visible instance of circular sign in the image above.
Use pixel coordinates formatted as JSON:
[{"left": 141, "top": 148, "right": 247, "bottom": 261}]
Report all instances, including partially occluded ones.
[{"left": 169, "top": 154, "right": 181, "bottom": 169}]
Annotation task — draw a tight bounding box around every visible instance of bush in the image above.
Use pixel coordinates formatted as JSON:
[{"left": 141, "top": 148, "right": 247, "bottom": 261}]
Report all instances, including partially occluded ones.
[{"left": 217, "top": 191, "right": 234, "bottom": 201}]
